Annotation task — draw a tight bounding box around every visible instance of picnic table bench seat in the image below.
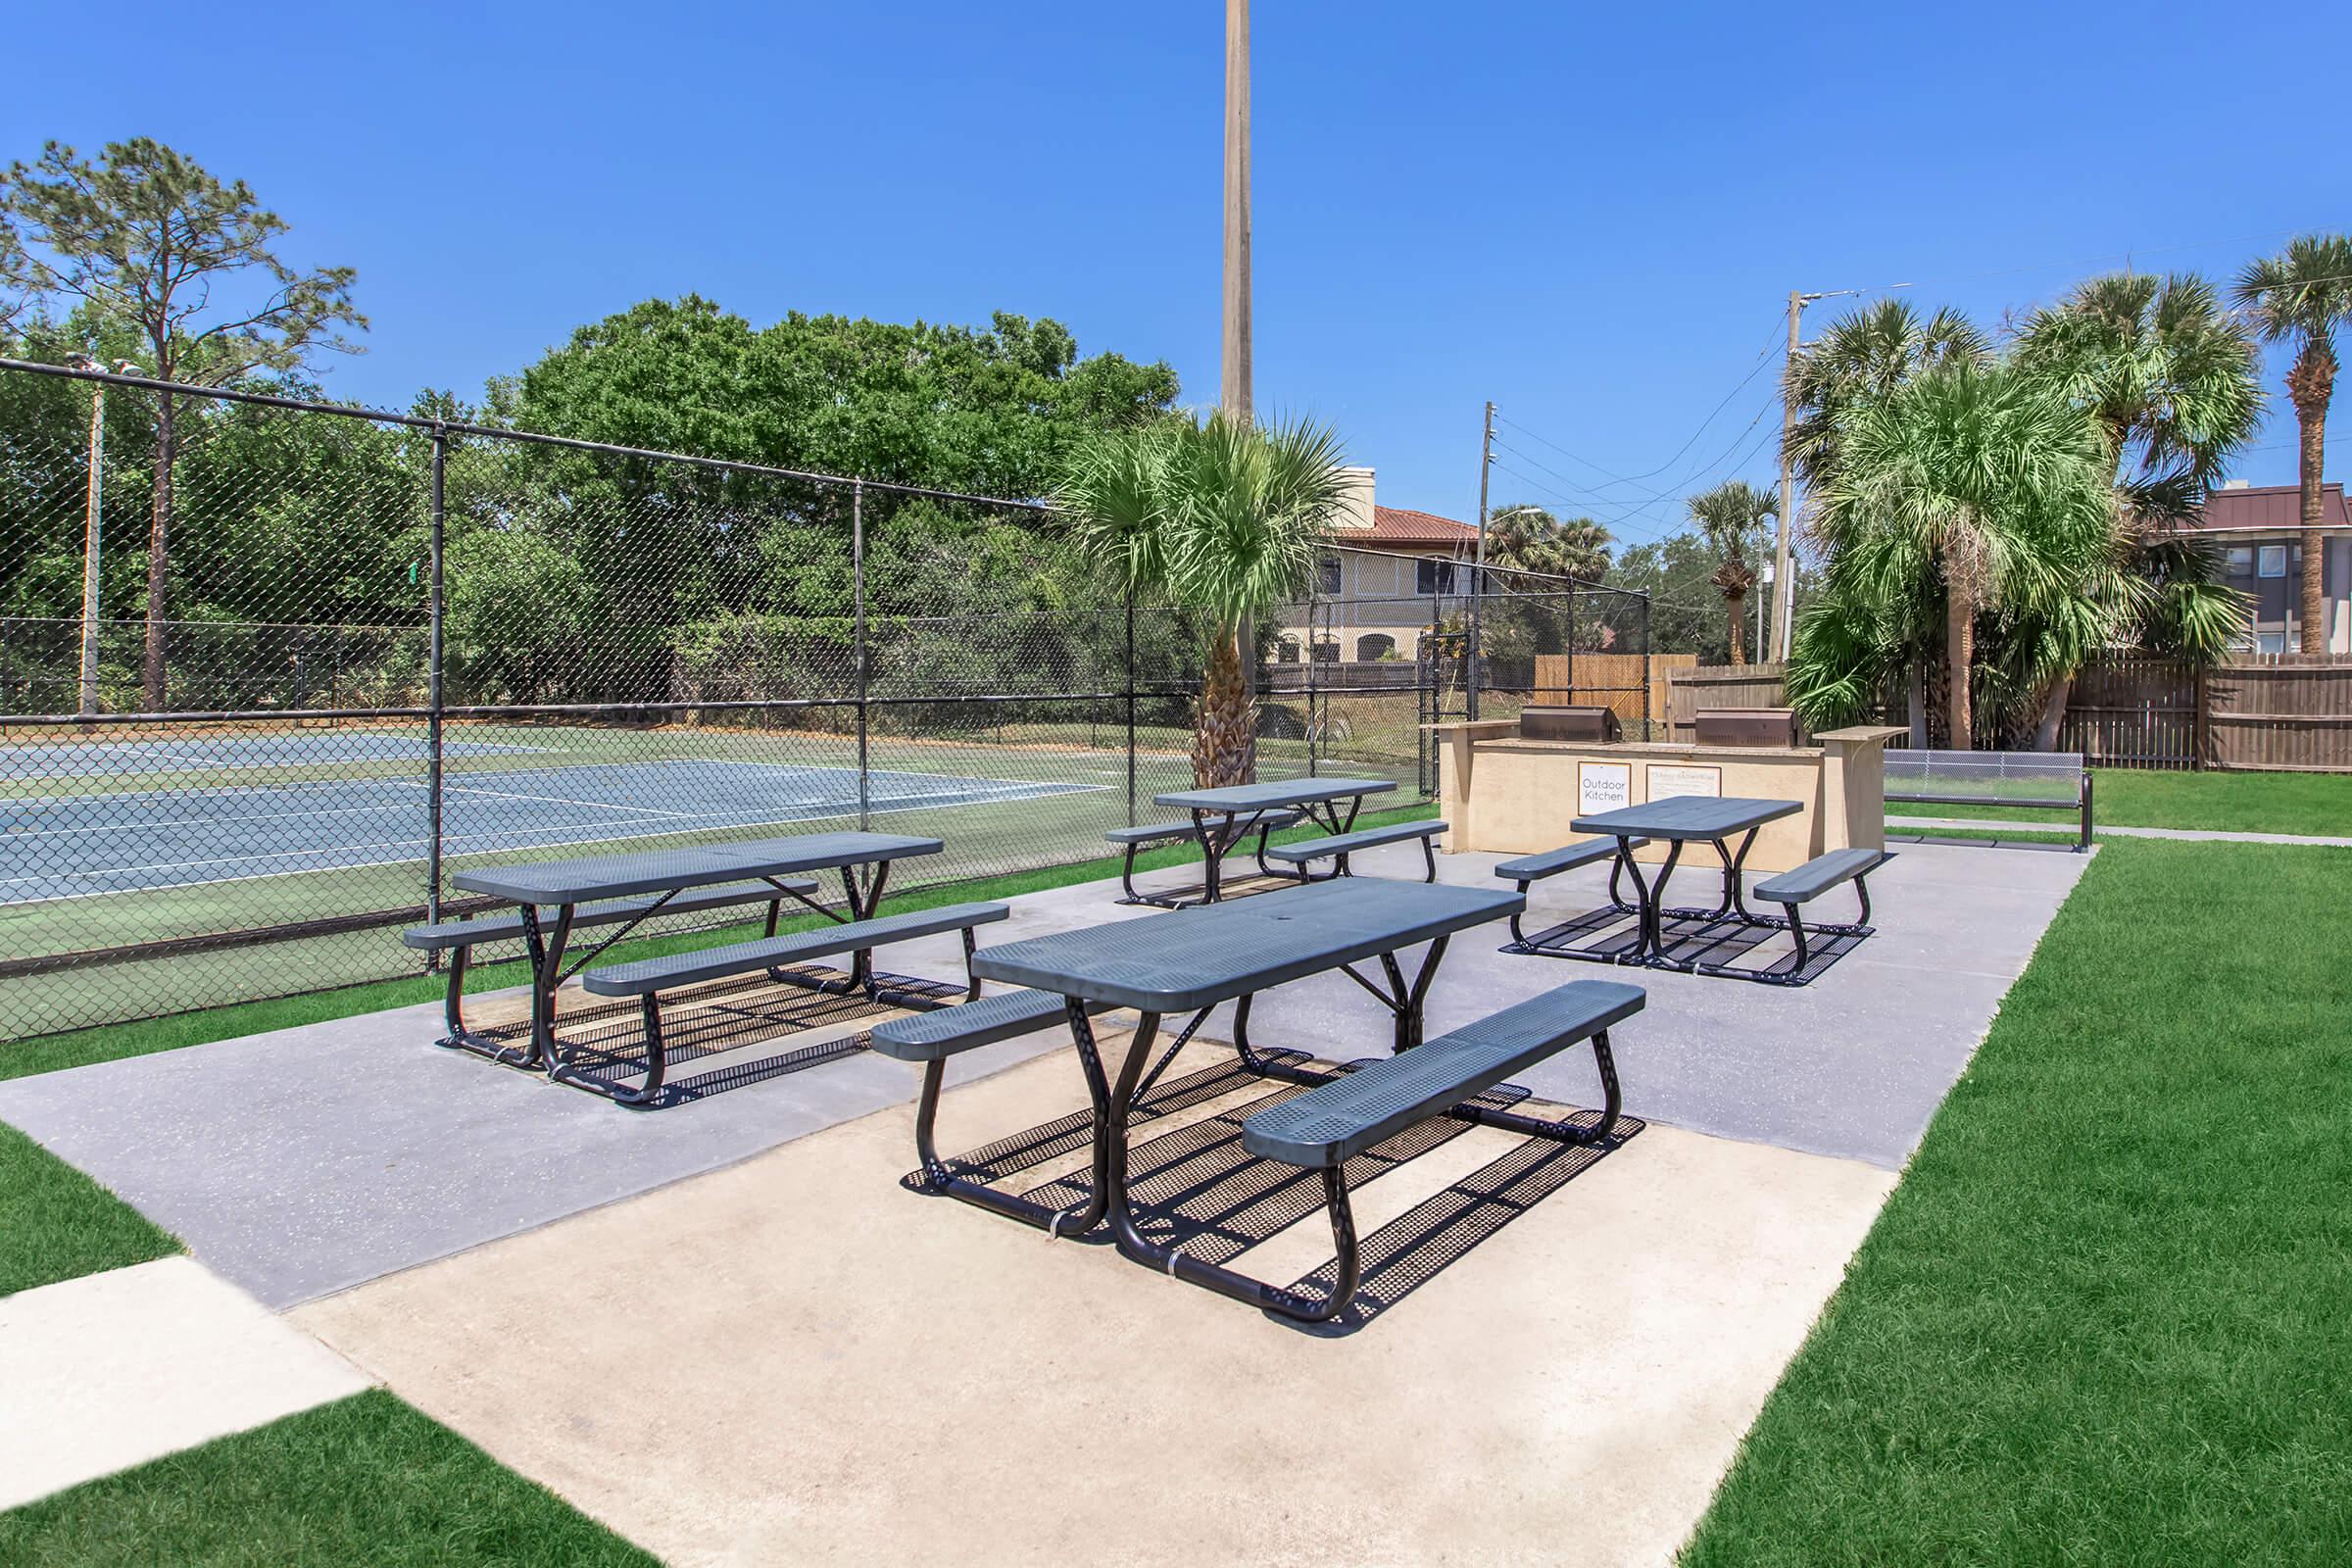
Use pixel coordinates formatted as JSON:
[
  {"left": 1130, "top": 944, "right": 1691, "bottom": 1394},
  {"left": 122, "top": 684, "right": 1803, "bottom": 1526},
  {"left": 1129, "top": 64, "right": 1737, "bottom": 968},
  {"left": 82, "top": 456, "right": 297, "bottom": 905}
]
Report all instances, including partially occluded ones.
[
  {"left": 1109, "top": 810, "right": 1302, "bottom": 902},
  {"left": 1494, "top": 837, "right": 1648, "bottom": 942},
  {"left": 581, "top": 902, "right": 1009, "bottom": 999},
  {"left": 868, "top": 987, "right": 1113, "bottom": 1062},
  {"left": 572, "top": 901, "right": 1011, "bottom": 1106},
  {"left": 401, "top": 879, "right": 816, "bottom": 954},
  {"left": 1237, "top": 979, "right": 1643, "bottom": 1319},
  {"left": 1750, "top": 848, "right": 1881, "bottom": 982},
  {"left": 1262, "top": 818, "right": 1446, "bottom": 884}
]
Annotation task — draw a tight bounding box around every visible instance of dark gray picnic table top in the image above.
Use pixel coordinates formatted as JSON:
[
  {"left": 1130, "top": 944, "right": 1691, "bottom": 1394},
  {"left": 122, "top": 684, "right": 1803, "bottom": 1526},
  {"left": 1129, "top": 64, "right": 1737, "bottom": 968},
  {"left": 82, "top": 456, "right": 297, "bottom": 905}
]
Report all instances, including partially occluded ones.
[
  {"left": 1570, "top": 796, "right": 1801, "bottom": 842},
  {"left": 1152, "top": 776, "right": 1397, "bottom": 813},
  {"left": 970, "top": 877, "right": 1521, "bottom": 1012},
  {"left": 450, "top": 831, "right": 943, "bottom": 906}
]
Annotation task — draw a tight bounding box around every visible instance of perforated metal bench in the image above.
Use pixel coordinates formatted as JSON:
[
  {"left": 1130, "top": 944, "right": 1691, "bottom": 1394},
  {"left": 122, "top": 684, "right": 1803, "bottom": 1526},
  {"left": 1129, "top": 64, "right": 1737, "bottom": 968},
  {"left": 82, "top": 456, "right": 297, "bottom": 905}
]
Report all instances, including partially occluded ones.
[
  {"left": 1263, "top": 819, "right": 1446, "bottom": 884},
  {"left": 1886, "top": 748, "right": 2092, "bottom": 851},
  {"left": 574, "top": 902, "right": 1010, "bottom": 1104},
  {"left": 1750, "top": 848, "right": 1881, "bottom": 982},
  {"left": 402, "top": 879, "right": 818, "bottom": 1065},
  {"left": 1237, "top": 979, "right": 1644, "bottom": 1320},
  {"left": 1493, "top": 836, "right": 1648, "bottom": 945},
  {"left": 1107, "top": 809, "right": 1302, "bottom": 903}
]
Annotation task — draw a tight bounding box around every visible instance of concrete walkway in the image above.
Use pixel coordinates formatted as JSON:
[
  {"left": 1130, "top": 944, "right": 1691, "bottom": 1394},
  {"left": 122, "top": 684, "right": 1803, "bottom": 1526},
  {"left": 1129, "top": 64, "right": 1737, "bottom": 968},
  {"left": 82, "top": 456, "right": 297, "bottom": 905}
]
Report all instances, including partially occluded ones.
[
  {"left": 0, "top": 840, "right": 2084, "bottom": 1313},
  {"left": 1891, "top": 813, "right": 2352, "bottom": 847},
  {"left": 0, "top": 1256, "right": 368, "bottom": 1510}
]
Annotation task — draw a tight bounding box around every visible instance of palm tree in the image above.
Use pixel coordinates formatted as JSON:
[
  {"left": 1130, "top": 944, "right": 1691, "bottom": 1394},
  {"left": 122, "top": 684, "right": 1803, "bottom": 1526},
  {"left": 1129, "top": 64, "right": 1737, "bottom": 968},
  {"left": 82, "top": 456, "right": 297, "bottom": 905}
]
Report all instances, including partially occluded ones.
[
  {"left": 1058, "top": 411, "right": 1353, "bottom": 786},
  {"left": 2234, "top": 234, "right": 2352, "bottom": 653},
  {"left": 2008, "top": 270, "right": 2263, "bottom": 739},
  {"left": 1806, "top": 359, "right": 2113, "bottom": 748},
  {"left": 1783, "top": 300, "right": 1992, "bottom": 488},
  {"left": 1687, "top": 480, "right": 1777, "bottom": 665},
  {"left": 1483, "top": 504, "right": 1613, "bottom": 581}
]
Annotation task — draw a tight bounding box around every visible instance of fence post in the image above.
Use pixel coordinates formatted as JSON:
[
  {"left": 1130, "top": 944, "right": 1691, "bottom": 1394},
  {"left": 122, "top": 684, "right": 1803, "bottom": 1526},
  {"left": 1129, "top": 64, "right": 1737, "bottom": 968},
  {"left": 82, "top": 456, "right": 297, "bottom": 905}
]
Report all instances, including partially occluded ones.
[
  {"left": 853, "top": 478, "right": 869, "bottom": 831},
  {"left": 1124, "top": 596, "right": 1138, "bottom": 825},
  {"left": 424, "top": 429, "right": 447, "bottom": 962},
  {"left": 2192, "top": 662, "right": 2208, "bottom": 772}
]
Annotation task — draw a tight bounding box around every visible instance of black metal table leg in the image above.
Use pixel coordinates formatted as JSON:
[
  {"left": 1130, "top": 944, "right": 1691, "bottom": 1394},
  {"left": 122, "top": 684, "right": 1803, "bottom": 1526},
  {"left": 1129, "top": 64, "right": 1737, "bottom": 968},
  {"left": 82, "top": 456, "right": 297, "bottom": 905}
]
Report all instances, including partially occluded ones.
[{"left": 515, "top": 902, "right": 576, "bottom": 1072}]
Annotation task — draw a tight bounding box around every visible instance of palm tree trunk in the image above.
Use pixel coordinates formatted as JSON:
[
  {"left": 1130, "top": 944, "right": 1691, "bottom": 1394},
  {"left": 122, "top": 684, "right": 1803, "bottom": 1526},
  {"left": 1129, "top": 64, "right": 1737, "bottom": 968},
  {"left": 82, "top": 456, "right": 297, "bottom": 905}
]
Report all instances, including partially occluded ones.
[
  {"left": 142, "top": 389, "right": 175, "bottom": 711},
  {"left": 2033, "top": 672, "right": 2073, "bottom": 752},
  {"left": 2287, "top": 344, "right": 2334, "bottom": 654},
  {"left": 1724, "top": 590, "right": 1746, "bottom": 666},
  {"left": 1945, "top": 583, "right": 1975, "bottom": 752},
  {"left": 1192, "top": 622, "right": 1255, "bottom": 787},
  {"left": 1906, "top": 662, "right": 1927, "bottom": 748}
]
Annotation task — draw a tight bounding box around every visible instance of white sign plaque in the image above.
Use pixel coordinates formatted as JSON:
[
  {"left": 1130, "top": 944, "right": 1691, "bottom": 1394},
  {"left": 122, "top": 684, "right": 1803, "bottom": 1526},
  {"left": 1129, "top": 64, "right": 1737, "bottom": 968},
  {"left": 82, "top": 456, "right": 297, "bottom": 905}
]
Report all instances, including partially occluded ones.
[
  {"left": 1577, "top": 760, "right": 1633, "bottom": 817},
  {"left": 1647, "top": 763, "right": 1723, "bottom": 801}
]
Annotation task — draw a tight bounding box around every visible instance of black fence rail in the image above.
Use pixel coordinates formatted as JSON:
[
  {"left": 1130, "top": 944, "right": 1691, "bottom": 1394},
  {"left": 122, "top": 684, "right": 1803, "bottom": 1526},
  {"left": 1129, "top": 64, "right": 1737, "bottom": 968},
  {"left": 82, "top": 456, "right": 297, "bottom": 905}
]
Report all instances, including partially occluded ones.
[{"left": 0, "top": 359, "right": 1644, "bottom": 1040}]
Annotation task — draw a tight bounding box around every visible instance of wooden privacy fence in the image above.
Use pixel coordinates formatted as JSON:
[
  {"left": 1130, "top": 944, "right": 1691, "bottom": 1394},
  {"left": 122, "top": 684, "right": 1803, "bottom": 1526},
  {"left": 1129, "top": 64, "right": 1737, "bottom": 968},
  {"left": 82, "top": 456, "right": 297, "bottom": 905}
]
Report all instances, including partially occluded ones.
[
  {"left": 1661, "top": 654, "right": 2352, "bottom": 770},
  {"left": 1534, "top": 652, "right": 1690, "bottom": 735},
  {"left": 2201, "top": 656, "right": 2352, "bottom": 770},
  {"left": 1663, "top": 661, "right": 1807, "bottom": 743}
]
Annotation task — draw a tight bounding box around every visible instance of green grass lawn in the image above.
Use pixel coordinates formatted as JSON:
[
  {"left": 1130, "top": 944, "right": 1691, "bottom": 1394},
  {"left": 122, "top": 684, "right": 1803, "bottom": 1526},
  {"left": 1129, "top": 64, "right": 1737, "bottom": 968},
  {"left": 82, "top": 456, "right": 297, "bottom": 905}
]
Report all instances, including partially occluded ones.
[
  {"left": 0, "top": 1123, "right": 178, "bottom": 1298},
  {"left": 0, "top": 1391, "right": 654, "bottom": 1566},
  {"left": 1682, "top": 837, "right": 2352, "bottom": 1565},
  {"left": 1887, "top": 764, "right": 2352, "bottom": 836}
]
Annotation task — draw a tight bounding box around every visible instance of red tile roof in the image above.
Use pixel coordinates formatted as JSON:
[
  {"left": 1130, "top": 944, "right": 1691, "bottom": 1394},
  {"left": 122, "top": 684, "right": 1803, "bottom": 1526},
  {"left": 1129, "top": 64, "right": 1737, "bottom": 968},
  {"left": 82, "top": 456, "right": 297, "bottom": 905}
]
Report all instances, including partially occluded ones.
[
  {"left": 1354, "top": 505, "right": 1478, "bottom": 547},
  {"left": 2183, "top": 482, "right": 2351, "bottom": 533}
]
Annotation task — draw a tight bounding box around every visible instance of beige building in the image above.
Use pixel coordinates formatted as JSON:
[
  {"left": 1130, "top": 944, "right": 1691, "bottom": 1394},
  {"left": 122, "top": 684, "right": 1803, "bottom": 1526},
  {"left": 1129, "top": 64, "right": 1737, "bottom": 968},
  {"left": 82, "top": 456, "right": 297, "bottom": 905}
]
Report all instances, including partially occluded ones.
[{"left": 1275, "top": 467, "right": 1479, "bottom": 664}]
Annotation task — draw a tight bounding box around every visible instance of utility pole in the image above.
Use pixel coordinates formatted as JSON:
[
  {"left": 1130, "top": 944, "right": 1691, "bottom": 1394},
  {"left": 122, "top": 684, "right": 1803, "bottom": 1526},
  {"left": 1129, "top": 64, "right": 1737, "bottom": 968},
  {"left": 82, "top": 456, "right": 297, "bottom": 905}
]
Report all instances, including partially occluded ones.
[
  {"left": 77, "top": 370, "right": 105, "bottom": 717},
  {"left": 1772, "top": 289, "right": 1805, "bottom": 662},
  {"left": 1220, "top": 0, "right": 1251, "bottom": 423},
  {"left": 1469, "top": 399, "right": 1494, "bottom": 719}
]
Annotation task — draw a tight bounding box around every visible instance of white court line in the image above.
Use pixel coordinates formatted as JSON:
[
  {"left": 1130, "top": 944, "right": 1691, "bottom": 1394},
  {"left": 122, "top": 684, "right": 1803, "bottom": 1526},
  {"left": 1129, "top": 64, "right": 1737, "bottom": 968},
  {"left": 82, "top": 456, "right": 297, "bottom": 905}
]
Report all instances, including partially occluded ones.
[
  {"left": 435, "top": 781, "right": 701, "bottom": 818},
  {"left": 0, "top": 783, "right": 1107, "bottom": 907}
]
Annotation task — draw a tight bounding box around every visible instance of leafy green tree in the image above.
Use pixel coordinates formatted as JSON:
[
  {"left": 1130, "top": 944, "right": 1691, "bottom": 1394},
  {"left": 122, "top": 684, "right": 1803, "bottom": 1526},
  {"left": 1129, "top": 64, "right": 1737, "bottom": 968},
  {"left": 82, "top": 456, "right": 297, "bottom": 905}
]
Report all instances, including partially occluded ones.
[
  {"left": 2234, "top": 234, "right": 2352, "bottom": 652},
  {"left": 1058, "top": 413, "right": 1353, "bottom": 786},
  {"left": 1686, "top": 480, "right": 1777, "bottom": 665},
  {"left": 1798, "top": 360, "right": 2113, "bottom": 748},
  {"left": 1605, "top": 531, "right": 1740, "bottom": 662},
  {"left": 4, "top": 139, "right": 365, "bottom": 707}
]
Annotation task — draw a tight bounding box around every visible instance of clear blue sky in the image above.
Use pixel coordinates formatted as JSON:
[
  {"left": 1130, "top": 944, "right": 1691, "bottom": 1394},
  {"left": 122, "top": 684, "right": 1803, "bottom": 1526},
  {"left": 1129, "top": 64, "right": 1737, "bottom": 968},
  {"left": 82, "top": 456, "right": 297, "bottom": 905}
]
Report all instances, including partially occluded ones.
[{"left": 6, "top": 1, "right": 2347, "bottom": 543}]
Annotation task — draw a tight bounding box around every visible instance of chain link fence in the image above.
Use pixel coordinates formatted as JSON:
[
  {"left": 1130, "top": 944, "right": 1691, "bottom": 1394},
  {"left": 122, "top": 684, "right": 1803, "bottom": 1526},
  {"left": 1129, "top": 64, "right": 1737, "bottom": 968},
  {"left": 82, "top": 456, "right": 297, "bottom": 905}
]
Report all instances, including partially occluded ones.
[{"left": 1, "top": 361, "right": 1643, "bottom": 1040}]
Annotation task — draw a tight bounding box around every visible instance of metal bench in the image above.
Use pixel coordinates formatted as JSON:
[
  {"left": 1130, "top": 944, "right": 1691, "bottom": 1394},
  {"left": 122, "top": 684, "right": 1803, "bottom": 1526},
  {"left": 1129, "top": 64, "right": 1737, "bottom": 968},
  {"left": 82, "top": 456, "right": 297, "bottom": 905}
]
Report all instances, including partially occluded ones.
[
  {"left": 1493, "top": 836, "right": 1648, "bottom": 946},
  {"left": 1107, "top": 809, "right": 1302, "bottom": 903},
  {"left": 1262, "top": 819, "right": 1447, "bottom": 884},
  {"left": 402, "top": 879, "right": 818, "bottom": 1061},
  {"left": 574, "top": 902, "right": 1010, "bottom": 1105},
  {"left": 1750, "top": 848, "right": 1881, "bottom": 982},
  {"left": 1886, "top": 748, "right": 2092, "bottom": 851},
  {"left": 1238, "top": 979, "right": 1644, "bottom": 1321}
]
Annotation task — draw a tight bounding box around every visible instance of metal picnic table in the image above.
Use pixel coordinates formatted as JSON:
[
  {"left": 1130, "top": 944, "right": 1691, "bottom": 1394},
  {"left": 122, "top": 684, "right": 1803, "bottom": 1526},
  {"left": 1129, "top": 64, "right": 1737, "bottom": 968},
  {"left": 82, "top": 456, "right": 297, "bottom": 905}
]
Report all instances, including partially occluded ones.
[
  {"left": 448, "top": 830, "right": 943, "bottom": 1075},
  {"left": 1566, "top": 796, "right": 1801, "bottom": 967},
  {"left": 1148, "top": 775, "right": 1397, "bottom": 906},
  {"left": 962, "top": 876, "right": 1526, "bottom": 1313}
]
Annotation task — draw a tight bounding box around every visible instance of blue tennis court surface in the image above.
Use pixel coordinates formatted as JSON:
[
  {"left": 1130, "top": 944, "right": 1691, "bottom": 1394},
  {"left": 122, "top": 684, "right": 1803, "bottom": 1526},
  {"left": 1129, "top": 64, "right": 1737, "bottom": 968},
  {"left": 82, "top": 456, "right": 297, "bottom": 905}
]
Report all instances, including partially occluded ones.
[
  {"left": 1, "top": 759, "right": 1099, "bottom": 904},
  {"left": 0, "top": 732, "right": 536, "bottom": 778}
]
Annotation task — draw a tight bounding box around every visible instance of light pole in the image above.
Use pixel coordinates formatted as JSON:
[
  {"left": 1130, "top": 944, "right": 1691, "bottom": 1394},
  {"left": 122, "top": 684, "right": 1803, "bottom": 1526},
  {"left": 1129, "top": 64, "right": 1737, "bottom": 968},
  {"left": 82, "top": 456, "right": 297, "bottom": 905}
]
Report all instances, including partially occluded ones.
[{"left": 65, "top": 355, "right": 136, "bottom": 717}]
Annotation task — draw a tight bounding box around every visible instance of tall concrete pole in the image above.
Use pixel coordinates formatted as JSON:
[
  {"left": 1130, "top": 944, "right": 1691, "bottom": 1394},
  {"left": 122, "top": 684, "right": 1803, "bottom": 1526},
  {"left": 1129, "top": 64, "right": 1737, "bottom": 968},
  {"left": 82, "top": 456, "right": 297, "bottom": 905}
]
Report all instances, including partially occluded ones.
[
  {"left": 1771, "top": 289, "right": 1800, "bottom": 661},
  {"left": 1221, "top": 0, "right": 1252, "bottom": 423}
]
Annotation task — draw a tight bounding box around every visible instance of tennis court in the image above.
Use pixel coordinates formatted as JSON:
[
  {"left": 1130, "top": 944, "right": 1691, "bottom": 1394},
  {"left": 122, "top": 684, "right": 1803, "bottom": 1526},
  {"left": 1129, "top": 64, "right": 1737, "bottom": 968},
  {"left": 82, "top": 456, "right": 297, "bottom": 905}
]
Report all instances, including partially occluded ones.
[{"left": 1, "top": 751, "right": 1100, "bottom": 905}]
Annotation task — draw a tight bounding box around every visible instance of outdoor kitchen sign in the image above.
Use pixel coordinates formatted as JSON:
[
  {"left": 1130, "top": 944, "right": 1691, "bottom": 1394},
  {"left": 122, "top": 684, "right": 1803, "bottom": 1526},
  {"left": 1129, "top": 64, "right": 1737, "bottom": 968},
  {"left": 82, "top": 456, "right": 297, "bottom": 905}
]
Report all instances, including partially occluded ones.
[
  {"left": 1646, "top": 763, "right": 1723, "bottom": 800},
  {"left": 1577, "top": 760, "right": 1633, "bottom": 816}
]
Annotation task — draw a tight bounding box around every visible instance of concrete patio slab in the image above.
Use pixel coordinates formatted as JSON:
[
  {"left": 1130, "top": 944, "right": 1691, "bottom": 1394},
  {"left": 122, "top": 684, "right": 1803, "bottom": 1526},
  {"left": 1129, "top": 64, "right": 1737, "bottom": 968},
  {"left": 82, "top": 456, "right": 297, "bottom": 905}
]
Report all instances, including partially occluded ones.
[
  {"left": 0, "top": 839, "right": 2080, "bottom": 1310},
  {"left": 0, "top": 1256, "right": 368, "bottom": 1511},
  {"left": 294, "top": 1043, "right": 1899, "bottom": 1568}
]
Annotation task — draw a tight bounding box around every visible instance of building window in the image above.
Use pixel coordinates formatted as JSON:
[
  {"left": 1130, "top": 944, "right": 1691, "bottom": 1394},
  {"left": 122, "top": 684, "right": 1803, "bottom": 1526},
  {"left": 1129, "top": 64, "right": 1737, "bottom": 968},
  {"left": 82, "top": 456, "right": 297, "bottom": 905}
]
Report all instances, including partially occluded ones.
[
  {"left": 1414, "top": 559, "right": 1458, "bottom": 596},
  {"left": 1276, "top": 636, "right": 1300, "bottom": 664},
  {"left": 2227, "top": 546, "right": 2253, "bottom": 577},
  {"left": 2256, "top": 630, "right": 2288, "bottom": 655},
  {"left": 1355, "top": 633, "right": 1396, "bottom": 662},
  {"left": 1316, "top": 555, "right": 1342, "bottom": 596},
  {"left": 2258, "top": 545, "right": 2286, "bottom": 578},
  {"left": 1310, "top": 639, "right": 1339, "bottom": 663}
]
